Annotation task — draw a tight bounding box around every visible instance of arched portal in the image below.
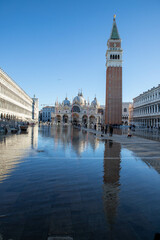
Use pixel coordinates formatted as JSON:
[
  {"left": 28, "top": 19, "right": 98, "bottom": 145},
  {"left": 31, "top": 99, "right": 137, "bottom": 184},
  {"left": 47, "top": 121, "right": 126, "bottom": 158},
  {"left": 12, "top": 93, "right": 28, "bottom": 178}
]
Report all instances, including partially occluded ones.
[
  {"left": 56, "top": 115, "right": 61, "bottom": 123},
  {"left": 63, "top": 114, "right": 68, "bottom": 124},
  {"left": 89, "top": 115, "right": 96, "bottom": 128},
  {"left": 82, "top": 115, "right": 88, "bottom": 125},
  {"left": 72, "top": 113, "right": 79, "bottom": 125}
]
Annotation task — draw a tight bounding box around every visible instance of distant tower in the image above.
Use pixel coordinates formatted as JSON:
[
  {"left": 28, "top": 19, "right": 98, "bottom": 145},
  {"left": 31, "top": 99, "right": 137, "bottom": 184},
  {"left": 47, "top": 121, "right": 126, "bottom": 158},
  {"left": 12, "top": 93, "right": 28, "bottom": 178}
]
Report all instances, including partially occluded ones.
[{"left": 105, "top": 15, "right": 123, "bottom": 125}]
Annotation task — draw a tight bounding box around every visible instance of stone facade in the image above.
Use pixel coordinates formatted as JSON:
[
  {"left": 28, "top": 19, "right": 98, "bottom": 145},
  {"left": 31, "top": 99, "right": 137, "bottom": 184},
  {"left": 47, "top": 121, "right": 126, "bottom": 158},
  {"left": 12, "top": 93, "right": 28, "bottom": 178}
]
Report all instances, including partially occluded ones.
[
  {"left": 32, "top": 96, "right": 39, "bottom": 121},
  {"left": 0, "top": 68, "right": 39, "bottom": 122},
  {"left": 42, "top": 106, "right": 55, "bottom": 122},
  {"left": 51, "top": 92, "right": 104, "bottom": 128},
  {"left": 122, "top": 102, "right": 132, "bottom": 125},
  {"left": 133, "top": 85, "right": 160, "bottom": 128},
  {"left": 105, "top": 16, "right": 122, "bottom": 125},
  {"left": 128, "top": 103, "right": 134, "bottom": 125}
]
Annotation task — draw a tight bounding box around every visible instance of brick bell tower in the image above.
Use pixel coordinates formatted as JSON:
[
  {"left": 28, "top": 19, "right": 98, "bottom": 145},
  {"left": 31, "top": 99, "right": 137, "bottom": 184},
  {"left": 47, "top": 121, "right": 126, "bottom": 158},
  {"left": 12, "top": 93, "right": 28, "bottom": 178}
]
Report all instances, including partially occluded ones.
[{"left": 105, "top": 15, "right": 123, "bottom": 125}]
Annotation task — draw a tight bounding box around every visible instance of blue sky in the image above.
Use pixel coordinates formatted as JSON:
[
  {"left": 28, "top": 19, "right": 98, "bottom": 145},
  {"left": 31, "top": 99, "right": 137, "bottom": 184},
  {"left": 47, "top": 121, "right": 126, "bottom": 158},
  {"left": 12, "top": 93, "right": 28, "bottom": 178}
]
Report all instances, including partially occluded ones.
[{"left": 0, "top": 0, "right": 160, "bottom": 108}]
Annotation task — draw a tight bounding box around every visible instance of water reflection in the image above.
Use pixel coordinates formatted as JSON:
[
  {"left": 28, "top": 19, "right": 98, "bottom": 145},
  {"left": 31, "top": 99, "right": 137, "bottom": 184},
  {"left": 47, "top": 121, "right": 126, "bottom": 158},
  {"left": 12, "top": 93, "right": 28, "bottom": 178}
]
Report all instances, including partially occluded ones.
[
  {"left": 0, "top": 126, "right": 38, "bottom": 182},
  {"left": 103, "top": 140, "right": 121, "bottom": 226},
  {"left": 40, "top": 125, "right": 99, "bottom": 156},
  {"left": 0, "top": 126, "right": 160, "bottom": 240}
]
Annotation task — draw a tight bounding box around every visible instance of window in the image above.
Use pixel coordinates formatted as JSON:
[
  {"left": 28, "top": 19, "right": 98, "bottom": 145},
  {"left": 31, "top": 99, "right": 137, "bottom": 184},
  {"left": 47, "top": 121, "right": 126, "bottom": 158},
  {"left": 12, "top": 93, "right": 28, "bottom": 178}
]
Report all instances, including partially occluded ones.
[
  {"left": 72, "top": 106, "right": 80, "bottom": 113},
  {"left": 110, "top": 55, "right": 112, "bottom": 59},
  {"left": 115, "top": 55, "right": 117, "bottom": 59},
  {"left": 118, "top": 55, "right": 120, "bottom": 59},
  {"left": 124, "top": 108, "right": 127, "bottom": 112}
]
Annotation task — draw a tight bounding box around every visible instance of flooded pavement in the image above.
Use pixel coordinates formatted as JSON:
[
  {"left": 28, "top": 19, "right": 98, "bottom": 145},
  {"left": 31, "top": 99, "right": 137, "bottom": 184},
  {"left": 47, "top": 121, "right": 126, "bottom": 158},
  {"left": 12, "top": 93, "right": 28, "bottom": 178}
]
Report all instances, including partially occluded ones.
[{"left": 0, "top": 126, "right": 160, "bottom": 240}]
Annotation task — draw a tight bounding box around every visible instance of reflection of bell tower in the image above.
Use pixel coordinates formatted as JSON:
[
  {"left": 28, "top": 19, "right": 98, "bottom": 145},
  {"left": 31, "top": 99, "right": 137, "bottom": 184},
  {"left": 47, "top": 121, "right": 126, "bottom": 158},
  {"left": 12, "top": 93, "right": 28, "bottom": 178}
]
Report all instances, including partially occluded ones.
[
  {"left": 105, "top": 15, "right": 123, "bottom": 125},
  {"left": 103, "top": 140, "right": 121, "bottom": 226}
]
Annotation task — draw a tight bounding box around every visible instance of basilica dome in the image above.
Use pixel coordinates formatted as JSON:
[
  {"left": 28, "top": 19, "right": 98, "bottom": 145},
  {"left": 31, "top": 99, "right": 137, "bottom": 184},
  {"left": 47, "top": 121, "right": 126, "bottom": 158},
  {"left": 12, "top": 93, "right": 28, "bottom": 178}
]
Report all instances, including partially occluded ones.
[
  {"left": 62, "top": 97, "right": 70, "bottom": 106},
  {"left": 91, "top": 97, "right": 100, "bottom": 107},
  {"left": 73, "top": 92, "right": 85, "bottom": 105}
]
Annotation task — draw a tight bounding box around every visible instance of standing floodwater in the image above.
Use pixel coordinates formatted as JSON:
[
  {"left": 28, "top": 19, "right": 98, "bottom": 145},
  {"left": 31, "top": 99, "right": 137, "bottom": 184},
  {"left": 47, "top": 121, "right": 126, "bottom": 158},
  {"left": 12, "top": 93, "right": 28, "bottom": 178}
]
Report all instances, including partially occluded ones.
[{"left": 0, "top": 125, "right": 160, "bottom": 240}]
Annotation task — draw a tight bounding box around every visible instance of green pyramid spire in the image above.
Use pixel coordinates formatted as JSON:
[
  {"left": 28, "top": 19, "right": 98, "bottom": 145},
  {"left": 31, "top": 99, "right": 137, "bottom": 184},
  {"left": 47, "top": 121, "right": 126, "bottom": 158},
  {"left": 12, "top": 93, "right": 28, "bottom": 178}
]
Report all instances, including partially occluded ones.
[{"left": 110, "top": 17, "right": 120, "bottom": 40}]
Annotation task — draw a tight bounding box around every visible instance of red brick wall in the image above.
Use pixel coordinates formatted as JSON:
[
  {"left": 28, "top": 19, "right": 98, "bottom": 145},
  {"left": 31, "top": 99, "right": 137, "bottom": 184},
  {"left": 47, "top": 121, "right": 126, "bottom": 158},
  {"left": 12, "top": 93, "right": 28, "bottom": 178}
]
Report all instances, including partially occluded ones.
[
  {"left": 105, "top": 66, "right": 122, "bottom": 125},
  {"left": 109, "top": 42, "right": 121, "bottom": 48}
]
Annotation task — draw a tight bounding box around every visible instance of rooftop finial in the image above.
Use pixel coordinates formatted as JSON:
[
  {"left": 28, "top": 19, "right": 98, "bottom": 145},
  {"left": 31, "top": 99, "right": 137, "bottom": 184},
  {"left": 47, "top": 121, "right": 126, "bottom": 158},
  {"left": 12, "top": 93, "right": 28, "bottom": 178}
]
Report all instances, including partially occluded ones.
[{"left": 113, "top": 14, "right": 116, "bottom": 20}]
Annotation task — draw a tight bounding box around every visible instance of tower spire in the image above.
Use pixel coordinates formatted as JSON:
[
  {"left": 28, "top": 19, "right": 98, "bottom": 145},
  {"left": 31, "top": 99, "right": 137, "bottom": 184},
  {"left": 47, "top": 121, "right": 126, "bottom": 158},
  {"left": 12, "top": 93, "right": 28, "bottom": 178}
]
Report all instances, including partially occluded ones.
[{"left": 110, "top": 15, "right": 120, "bottom": 40}]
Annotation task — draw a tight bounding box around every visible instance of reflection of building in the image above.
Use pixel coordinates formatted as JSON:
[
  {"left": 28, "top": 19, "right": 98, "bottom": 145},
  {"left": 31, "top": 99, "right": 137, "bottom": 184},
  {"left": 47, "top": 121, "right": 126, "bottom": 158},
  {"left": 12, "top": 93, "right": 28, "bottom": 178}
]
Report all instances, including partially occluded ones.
[
  {"left": 122, "top": 102, "right": 132, "bottom": 125},
  {"left": 51, "top": 91, "right": 103, "bottom": 127},
  {"left": 103, "top": 140, "right": 121, "bottom": 225},
  {"left": 105, "top": 16, "right": 123, "bottom": 125},
  {"left": 133, "top": 85, "right": 160, "bottom": 128},
  {"left": 0, "top": 68, "right": 39, "bottom": 122},
  {"left": 0, "top": 126, "right": 38, "bottom": 182},
  {"left": 40, "top": 125, "right": 99, "bottom": 156}
]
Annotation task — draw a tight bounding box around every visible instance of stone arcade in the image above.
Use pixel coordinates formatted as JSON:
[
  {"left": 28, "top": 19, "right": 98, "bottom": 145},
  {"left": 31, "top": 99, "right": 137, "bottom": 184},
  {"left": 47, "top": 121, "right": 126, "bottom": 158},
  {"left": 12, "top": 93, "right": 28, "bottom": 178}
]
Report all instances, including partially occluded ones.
[{"left": 0, "top": 68, "right": 39, "bottom": 122}]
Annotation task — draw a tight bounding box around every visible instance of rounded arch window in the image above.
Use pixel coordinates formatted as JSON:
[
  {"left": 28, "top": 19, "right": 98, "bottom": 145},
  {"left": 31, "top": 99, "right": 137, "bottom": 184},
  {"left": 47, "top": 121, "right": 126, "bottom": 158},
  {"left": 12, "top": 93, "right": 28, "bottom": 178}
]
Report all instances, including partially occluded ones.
[
  {"left": 124, "top": 108, "right": 127, "bottom": 112},
  {"left": 72, "top": 106, "right": 80, "bottom": 113},
  {"left": 110, "top": 55, "right": 112, "bottom": 59},
  {"left": 115, "top": 55, "right": 117, "bottom": 59},
  {"left": 118, "top": 55, "right": 120, "bottom": 59},
  {"left": 113, "top": 55, "right": 114, "bottom": 59}
]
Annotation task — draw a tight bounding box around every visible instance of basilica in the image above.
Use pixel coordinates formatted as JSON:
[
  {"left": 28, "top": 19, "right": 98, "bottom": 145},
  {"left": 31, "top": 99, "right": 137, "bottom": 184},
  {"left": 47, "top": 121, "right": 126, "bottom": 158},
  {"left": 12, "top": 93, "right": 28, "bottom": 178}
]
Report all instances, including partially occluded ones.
[{"left": 51, "top": 91, "right": 104, "bottom": 128}]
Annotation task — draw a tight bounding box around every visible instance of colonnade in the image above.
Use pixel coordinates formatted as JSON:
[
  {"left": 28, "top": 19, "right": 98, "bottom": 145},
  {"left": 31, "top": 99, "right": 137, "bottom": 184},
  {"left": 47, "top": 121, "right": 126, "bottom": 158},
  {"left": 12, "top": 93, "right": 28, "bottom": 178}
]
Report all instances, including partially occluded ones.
[
  {"left": 0, "top": 68, "right": 38, "bottom": 122},
  {"left": 133, "top": 117, "right": 160, "bottom": 128}
]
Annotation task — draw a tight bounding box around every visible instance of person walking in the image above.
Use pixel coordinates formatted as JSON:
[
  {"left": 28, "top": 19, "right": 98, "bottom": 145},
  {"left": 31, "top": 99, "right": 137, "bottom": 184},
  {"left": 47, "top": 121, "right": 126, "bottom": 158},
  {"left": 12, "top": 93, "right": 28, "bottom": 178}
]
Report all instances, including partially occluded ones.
[
  {"left": 109, "top": 125, "right": 113, "bottom": 136},
  {"left": 105, "top": 125, "right": 108, "bottom": 134},
  {"left": 101, "top": 125, "right": 105, "bottom": 136}
]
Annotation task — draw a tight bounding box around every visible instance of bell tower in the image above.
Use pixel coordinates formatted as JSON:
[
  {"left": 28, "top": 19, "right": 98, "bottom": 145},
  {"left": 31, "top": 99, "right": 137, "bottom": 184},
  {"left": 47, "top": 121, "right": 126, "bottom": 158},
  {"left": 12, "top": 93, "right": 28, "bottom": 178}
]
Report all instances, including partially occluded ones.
[{"left": 105, "top": 15, "right": 123, "bottom": 125}]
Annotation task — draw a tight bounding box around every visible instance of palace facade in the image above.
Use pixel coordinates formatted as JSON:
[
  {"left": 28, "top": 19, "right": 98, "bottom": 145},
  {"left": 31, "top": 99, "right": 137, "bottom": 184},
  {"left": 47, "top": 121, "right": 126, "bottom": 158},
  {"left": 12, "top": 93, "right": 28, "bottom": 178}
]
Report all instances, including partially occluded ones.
[
  {"left": 133, "top": 85, "right": 160, "bottom": 128},
  {"left": 122, "top": 102, "right": 132, "bottom": 125},
  {"left": 0, "top": 68, "right": 39, "bottom": 122},
  {"left": 51, "top": 91, "right": 104, "bottom": 127}
]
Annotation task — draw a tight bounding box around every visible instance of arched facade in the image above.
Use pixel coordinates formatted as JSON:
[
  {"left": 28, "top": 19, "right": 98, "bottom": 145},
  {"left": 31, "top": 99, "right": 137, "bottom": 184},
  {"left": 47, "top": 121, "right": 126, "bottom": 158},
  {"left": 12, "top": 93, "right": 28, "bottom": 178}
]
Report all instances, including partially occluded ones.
[
  {"left": 52, "top": 92, "right": 103, "bottom": 128},
  {"left": 0, "top": 68, "right": 39, "bottom": 122}
]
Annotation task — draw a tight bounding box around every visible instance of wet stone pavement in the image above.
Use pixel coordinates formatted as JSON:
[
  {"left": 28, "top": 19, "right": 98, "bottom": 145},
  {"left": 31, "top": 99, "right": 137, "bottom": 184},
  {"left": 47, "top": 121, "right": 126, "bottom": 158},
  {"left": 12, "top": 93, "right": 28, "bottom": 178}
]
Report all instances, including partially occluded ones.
[{"left": 0, "top": 125, "right": 160, "bottom": 240}]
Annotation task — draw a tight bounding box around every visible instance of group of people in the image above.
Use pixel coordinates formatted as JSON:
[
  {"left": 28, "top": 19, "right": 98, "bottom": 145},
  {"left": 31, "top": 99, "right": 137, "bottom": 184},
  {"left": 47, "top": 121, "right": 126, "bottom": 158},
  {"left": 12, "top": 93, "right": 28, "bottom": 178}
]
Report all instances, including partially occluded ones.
[{"left": 101, "top": 124, "right": 113, "bottom": 136}]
